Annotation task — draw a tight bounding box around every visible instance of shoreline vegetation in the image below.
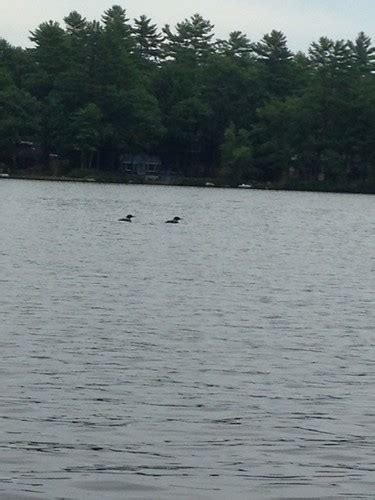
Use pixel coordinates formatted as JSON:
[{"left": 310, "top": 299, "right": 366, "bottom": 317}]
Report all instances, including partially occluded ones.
[{"left": 2, "top": 5, "right": 375, "bottom": 194}]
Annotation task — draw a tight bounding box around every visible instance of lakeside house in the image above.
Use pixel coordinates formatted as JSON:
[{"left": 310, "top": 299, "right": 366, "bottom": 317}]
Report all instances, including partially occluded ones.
[
  {"left": 0, "top": 141, "right": 42, "bottom": 171},
  {"left": 120, "top": 154, "right": 181, "bottom": 180},
  {"left": 16, "top": 141, "right": 42, "bottom": 169},
  {"left": 121, "top": 154, "right": 161, "bottom": 176}
]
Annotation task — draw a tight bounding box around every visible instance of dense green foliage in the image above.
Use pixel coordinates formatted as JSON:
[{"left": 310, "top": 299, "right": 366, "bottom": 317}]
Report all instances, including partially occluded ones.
[{"left": 2, "top": 5, "right": 375, "bottom": 188}]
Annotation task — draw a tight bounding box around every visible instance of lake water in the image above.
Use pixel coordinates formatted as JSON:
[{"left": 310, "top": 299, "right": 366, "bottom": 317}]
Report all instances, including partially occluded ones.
[{"left": 1, "top": 179, "right": 375, "bottom": 499}]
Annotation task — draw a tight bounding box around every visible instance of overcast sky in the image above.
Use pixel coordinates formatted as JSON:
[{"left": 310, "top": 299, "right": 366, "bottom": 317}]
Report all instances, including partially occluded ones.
[{"left": 1, "top": 0, "right": 374, "bottom": 52}]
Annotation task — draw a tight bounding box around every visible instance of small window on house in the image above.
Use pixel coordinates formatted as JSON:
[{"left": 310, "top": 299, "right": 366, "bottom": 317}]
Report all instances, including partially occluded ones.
[{"left": 125, "top": 163, "right": 133, "bottom": 172}]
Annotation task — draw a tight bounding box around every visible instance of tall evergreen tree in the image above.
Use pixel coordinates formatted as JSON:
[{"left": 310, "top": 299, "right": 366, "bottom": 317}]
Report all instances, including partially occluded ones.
[
  {"left": 254, "top": 30, "right": 294, "bottom": 97},
  {"left": 163, "top": 14, "right": 214, "bottom": 63},
  {"left": 349, "top": 31, "right": 375, "bottom": 76},
  {"left": 102, "top": 5, "right": 132, "bottom": 43},
  {"left": 220, "top": 123, "right": 254, "bottom": 183},
  {"left": 216, "top": 31, "right": 253, "bottom": 59},
  {"left": 97, "top": 5, "right": 135, "bottom": 87},
  {"left": 71, "top": 103, "right": 102, "bottom": 169},
  {"left": 133, "top": 15, "right": 162, "bottom": 64},
  {"left": 0, "top": 67, "right": 39, "bottom": 167},
  {"left": 29, "top": 21, "right": 67, "bottom": 78}
]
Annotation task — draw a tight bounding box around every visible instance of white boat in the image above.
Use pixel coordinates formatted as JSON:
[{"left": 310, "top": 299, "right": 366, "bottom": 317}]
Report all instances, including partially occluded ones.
[
  {"left": 238, "top": 183, "right": 252, "bottom": 189},
  {"left": 0, "top": 173, "right": 10, "bottom": 178}
]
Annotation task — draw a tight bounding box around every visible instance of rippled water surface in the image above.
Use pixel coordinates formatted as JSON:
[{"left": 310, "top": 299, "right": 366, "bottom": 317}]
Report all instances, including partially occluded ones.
[{"left": 1, "top": 179, "right": 375, "bottom": 499}]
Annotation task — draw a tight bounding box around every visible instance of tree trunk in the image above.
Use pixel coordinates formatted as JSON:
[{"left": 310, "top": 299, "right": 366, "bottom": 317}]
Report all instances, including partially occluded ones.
[
  {"left": 81, "top": 150, "right": 86, "bottom": 169},
  {"left": 12, "top": 153, "right": 17, "bottom": 171},
  {"left": 88, "top": 151, "right": 94, "bottom": 169}
]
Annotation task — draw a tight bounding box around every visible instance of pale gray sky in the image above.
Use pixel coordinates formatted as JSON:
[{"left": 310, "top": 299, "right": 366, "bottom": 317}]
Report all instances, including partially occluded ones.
[{"left": 1, "top": 0, "right": 374, "bottom": 52}]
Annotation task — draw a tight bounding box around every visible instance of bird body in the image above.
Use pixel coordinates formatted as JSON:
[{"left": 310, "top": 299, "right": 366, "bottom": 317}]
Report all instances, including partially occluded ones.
[
  {"left": 118, "top": 214, "right": 134, "bottom": 222},
  {"left": 166, "top": 216, "right": 182, "bottom": 224}
]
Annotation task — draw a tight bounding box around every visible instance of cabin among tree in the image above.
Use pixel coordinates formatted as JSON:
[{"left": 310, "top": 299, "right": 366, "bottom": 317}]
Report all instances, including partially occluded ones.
[
  {"left": 0, "top": 141, "right": 66, "bottom": 175},
  {"left": 120, "top": 154, "right": 181, "bottom": 180},
  {"left": 0, "top": 141, "right": 42, "bottom": 171},
  {"left": 17, "top": 141, "right": 42, "bottom": 167},
  {"left": 121, "top": 154, "right": 161, "bottom": 177}
]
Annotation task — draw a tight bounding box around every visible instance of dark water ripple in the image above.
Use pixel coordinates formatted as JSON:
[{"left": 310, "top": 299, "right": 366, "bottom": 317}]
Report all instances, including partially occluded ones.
[{"left": 1, "top": 180, "right": 375, "bottom": 499}]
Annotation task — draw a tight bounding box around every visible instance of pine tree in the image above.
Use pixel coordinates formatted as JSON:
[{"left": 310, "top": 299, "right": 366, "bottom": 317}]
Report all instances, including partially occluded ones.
[
  {"left": 133, "top": 15, "right": 162, "bottom": 64},
  {"left": 216, "top": 31, "right": 253, "bottom": 59},
  {"left": 163, "top": 14, "right": 214, "bottom": 63},
  {"left": 253, "top": 30, "right": 294, "bottom": 97},
  {"left": 349, "top": 32, "right": 375, "bottom": 76},
  {"left": 29, "top": 21, "right": 67, "bottom": 75},
  {"left": 102, "top": 5, "right": 132, "bottom": 43}
]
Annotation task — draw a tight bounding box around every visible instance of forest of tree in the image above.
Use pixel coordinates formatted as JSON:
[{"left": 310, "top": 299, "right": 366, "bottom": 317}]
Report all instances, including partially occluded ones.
[{"left": 2, "top": 5, "right": 375, "bottom": 189}]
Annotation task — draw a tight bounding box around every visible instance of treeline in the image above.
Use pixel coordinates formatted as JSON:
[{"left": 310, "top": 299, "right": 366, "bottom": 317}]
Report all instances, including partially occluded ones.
[{"left": 1, "top": 5, "right": 375, "bottom": 187}]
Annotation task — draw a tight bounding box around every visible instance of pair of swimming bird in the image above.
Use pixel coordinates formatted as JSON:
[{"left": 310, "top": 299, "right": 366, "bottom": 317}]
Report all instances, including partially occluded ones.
[{"left": 118, "top": 215, "right": 182, "bottom": 224}]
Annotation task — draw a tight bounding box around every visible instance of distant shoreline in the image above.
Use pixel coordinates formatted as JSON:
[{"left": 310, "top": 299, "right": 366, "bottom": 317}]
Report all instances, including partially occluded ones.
[{"left": 2, "top": 173, "right": 375, "bottom": 195}]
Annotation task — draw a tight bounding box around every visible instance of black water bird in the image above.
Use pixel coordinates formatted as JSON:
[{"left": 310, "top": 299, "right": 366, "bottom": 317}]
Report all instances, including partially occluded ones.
[
  {"left": 166, "top": 216, "right": 182, "bottom": 224},
  {"left": 118, "top": 214, "right": 135, "bottom": 222}
]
